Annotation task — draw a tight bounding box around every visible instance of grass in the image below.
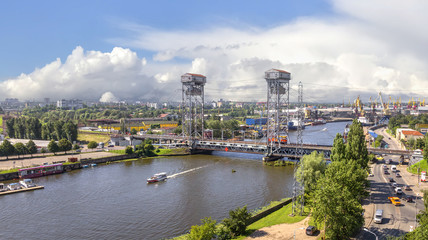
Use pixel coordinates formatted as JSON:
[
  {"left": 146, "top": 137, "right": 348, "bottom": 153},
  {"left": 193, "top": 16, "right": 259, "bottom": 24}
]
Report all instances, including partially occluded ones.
[
  {"left": 250, "top": 198, "right": 290, "bottom": 215},
  {"left": 0, "top": 168, "right": 19, "bottom": 174},
  {"left": 408, "top": 158, "right": 428, "bottom": 174},
  {"left": 233, "top": 204, "right": 309, "bottom": 240},
  {"left": 109, "top": 149, "right": 126, "bottom": 155},
  {"left": 77, "top": 132, "right": 111, "bottom": 144}
]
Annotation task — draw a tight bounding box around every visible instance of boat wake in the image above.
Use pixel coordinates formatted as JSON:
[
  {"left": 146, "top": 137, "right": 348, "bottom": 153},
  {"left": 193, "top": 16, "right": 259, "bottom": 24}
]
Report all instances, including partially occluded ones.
[
  {"left": 167, "top": 165, "right": 208, "bottom": 179},
  {"left": 320, "top": 128, "right": 327, "bottom": 131}
]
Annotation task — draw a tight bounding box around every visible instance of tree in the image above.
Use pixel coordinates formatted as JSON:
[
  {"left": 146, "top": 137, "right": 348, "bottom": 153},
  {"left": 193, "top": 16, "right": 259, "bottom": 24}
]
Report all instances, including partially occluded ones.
[
  {"left": 424, "top": 135, "right": 428, "bottom": 161},
  {"left": 1, "top": 139, "right": 15, "bottom": 160},
  {"left": 222, "top": 206, "right": 251, "bottom": 238},
  {"left": 73, "top": 144, "right": 80, "bottom": 151},
  {"left": 130, "top": 128, "right": 138, "bottom": 135},
  {"left": 345, "top": 119, "right": 369, "bottom": 169},
  {"left": 26, "top": 140, "right": 38, "bottom": 157},
  {"left": 14, "top": 142, "right": 27, "bottom": 158},
  {"left": 330, "top": 133, "right": 346, "bottom": 162},
  {"left": 187, "top": 217, "right": 216, "bottom": 240},
  {"left": 125, "top": 146, "right": 133, "bottom": 154},
  {"left": 47, "top": 140, "right": 59, "bottom": 155},
  {"left": 297, "top": 151, "right": 327, "bottom": 197},
  {"left": 404, "top": 190, "right": 428, "bottom": 239},
  {"left": 58, "top": 138, "right": 72, "bottom": 153},
  {"left": 87, "top": 141, "right": 98, "bottom": 149},
  {"left": 312, "top": 160, "right": 366, "bottom": 239}
]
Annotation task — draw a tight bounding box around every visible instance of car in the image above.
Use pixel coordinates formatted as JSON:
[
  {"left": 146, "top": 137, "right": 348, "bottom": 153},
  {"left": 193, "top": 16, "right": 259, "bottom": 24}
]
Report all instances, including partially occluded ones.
[
  {"left": 389, "top": 177, "right": 395, "bottom": 182},
  {"left": 306, "top": 226, "right": 317, "bottom": 236},
  {"left": 406, "top": 196, "right": 414, "bottom": 202},
  {"left": 405, "top": 185, "right": 412, "bottom": 191},
  {"left": 369, "top": 173, "right": 374, "bottom": 177},
  {"left": 384, "top": 170, "right": 389, "bottom": 174},
  {"left": 392, "top": 183, "right": 398, "bottom": 188},
  {"left": 396, "top": 173, "right": 401, "bottom": 177},
  {"left": 395, "top": 187, "right": 403, "bottom": 194},
  {"left": 383, "top": 164, "right": 388, "bottom": 169},
  {"left": 374, "top": 209, "right": 383, "bottom": 224},
  {"left": 108, "top": 144, "right": 114, "bottom": 147}
]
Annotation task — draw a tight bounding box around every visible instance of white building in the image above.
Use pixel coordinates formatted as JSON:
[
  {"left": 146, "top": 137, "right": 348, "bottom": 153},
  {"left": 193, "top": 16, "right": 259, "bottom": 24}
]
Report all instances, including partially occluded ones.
[{"left": 57, "top": 99, "right": 83, "bottom": 109}]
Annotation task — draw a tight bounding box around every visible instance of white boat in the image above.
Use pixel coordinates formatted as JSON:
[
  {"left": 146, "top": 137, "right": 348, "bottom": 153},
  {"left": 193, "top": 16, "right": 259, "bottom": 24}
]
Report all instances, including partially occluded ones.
[
  {"left": 19, "top": 179, "right": 37, "bottom": 188},
  {"left": 7, "top": 183, "right": 21, "bottom": 191},
  {"left": 0, "top": 183, "right": 7, "bottom": 192},
  {"left": 147, "top": 172, "right": 167, "bottom": 183}
]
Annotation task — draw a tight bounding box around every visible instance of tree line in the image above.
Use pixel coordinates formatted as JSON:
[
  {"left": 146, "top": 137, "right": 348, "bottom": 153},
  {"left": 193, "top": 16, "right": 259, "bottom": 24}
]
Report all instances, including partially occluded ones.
[{"left": 6, "top": 117, "right": 78, "bottom": 142}]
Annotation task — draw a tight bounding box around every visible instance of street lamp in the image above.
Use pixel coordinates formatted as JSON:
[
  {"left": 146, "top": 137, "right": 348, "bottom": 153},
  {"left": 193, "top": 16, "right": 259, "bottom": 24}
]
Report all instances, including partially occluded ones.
[
  {"left": 415, "top": 193, "right": 419, "bottom": 227},
  {"left": 294, "top": 227, "right": 305, "bottom": 240},
  {"left": 363, "top": 227, "right": 378, "bottom": 240}
]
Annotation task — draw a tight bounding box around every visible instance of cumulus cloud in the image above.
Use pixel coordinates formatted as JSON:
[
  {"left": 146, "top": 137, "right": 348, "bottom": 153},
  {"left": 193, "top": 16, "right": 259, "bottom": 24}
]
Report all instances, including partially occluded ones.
[
  {"left": 99, "top": 92, "right": 119, "bottom": 103},
  {"left": 3, "top": 0, "right": 428, "bottom": 103}
]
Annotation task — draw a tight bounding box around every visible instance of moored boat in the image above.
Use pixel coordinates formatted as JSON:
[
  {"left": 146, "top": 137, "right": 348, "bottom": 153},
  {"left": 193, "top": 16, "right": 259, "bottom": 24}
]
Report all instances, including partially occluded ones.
[
  {"left": 7, "top": 183, "right": 21, "bottom": 191},
  {"left": 0, "top": 183, "right": 7, "bottom": 192},
  {"left": 147, "top": 172, "right": 167, "bottom": 183},
  {"left": 311, "top": 119, "right": 326, "bottom": 126},
  {"left": 19, "top": 179, "right": 37, "bottom": 188}
]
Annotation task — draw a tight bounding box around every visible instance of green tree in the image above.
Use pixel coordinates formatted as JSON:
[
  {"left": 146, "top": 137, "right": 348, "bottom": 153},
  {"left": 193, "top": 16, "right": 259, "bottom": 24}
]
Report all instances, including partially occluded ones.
[
  {"left": 424, "top": 135, "right": 428, "bottom": 161},
  {"left": 125, "top": 146, "right": 133, "bottom": 154},
  {"left": 58, "top": 138, "right": 72, "bottom": 153},
  {"left": 187, "top": 217, "right": 217, "bottom": 240},
  {"left": 14, "top": 142, "right": 27, "bottom": 158},
  {"left": 47, "top": 140, "right": 59, "bottom": 155},
  {"left": 345, "top": 119, "right": 369, "bottom": 169},
  {"left": 87, "top": 141, "right": 98, "bottom": 149},
  {"left": 312, "top": 160, "right": 366, "bottom": 239},
  {"left": 1, "top": 139, "right": 15, "bottom": 160},
  {"left": 25, "top": 140, "right": 38, "bottom": 157},
  {"left": 73, "top": 144, "right": 80, "bottom": 151},
  {"left": 130, "top": 128, "right": 138, "bottom": 135},
  {"left": 330, "top": 133, "right": 346, "bottom": 162},
  {"left": 222, "top": 206, "right": 251, "bottom": 238},
  {"left": 297, "top": 151, "right": 327, "bottom": 196}
]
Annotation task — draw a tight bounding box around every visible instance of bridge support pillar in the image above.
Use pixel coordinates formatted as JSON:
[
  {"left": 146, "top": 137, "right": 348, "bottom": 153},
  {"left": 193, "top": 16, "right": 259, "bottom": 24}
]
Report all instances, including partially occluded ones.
[{"left": 262, "top": 155, "right": 282, "bottom": 162}]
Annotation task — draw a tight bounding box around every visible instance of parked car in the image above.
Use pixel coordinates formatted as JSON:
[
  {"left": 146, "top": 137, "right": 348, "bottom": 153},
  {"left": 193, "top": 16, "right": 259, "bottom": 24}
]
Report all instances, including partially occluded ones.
[
  {"left": 374, "top": 209, "right": 383, "bottom": 224},
  {"left": 306, "top": 226, "right": 317, "bottom": 236},
  {"left": 406, "top": 196, "right": 414, "bottom": 202},
  {"left": 369, "top": 173, "right": 374, "bottom": 177}
]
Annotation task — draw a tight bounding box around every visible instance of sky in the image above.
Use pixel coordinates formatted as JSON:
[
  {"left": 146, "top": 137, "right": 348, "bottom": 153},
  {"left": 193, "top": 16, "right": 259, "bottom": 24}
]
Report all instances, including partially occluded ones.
[{"left": 0, "top": 0, "right": 427, "bottom": 103}]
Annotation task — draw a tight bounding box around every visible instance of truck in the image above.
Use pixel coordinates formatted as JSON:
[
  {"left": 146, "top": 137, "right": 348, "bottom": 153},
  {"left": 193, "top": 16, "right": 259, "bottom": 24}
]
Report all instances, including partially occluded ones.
[{"left": 388, "top": 197, "right": 401, "bottom": 206}]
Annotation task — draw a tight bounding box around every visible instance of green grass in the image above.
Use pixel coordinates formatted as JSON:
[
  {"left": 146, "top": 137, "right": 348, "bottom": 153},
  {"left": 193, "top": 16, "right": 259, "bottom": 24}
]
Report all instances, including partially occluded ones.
[
  {"left": 233, "top": 204, "right": 309, "bottom": 240},
  {"left": 109, "top": 149, "right": 126, "bottom": 154},
  {"left": 156, "top": 149, "right": 173, "bottom": 155},
  {"left": 408, "top": 159, "right": 428, "bottom": 174},
  {"left": 77, "top": 132, "right": 111, "bottom": 144},
  {"left": 250, "top": 198, "right": 290, "bottom": 215},
  {"left": 0, "top": 168, "right": 19, "bottom": 174}
]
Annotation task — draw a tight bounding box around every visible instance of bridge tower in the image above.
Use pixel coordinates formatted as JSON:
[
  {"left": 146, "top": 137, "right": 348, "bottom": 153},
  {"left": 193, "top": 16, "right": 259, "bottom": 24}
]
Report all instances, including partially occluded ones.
[
  {"left": 265, "top": 69, "right": 291, "bottom": 156},
  {"left": 292, "top": 81, "right": 305, "bottom": 216},
  {"left": 181, "top": 73, "right": 206, "bottom": 142}
]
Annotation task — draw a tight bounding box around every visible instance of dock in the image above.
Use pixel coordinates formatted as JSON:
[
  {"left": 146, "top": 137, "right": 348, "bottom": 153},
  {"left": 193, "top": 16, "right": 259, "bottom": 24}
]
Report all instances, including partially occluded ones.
[{"left": 0, "top": 186, "right": 44, "bottom": 196}]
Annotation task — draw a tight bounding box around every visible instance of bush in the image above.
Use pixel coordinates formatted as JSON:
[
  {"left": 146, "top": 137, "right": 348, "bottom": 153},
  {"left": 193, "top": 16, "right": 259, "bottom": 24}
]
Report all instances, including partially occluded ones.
[
  {"left": 87, "top": 141, "right": 98, "bottom": 149},
  {"left": 222, "top": 206, "right": 251, "bottom": 237},
  {"left": 187, "top": 217, "right": 216, "bottom": 240},
  {"left": 125, "top": 146, "right": 133, "bottom": 155}
]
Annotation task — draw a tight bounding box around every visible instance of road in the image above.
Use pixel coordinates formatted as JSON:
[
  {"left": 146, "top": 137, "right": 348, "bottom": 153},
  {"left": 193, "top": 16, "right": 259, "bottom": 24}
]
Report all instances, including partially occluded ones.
[{"left": 359, "top": 127, "right": 425, "bottom": 239}]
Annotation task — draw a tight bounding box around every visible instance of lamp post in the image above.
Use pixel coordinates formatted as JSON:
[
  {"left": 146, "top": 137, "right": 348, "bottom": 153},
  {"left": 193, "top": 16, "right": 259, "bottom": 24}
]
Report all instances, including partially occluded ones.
[
  {"left": 294, "top": 227, "right": 305, "bottom": 240},
  {"left": 415, "top": 193, "right": 419, "bottom": 227},
  {"left": 363, "top": 227, "right": 378, "bottom": 240}
]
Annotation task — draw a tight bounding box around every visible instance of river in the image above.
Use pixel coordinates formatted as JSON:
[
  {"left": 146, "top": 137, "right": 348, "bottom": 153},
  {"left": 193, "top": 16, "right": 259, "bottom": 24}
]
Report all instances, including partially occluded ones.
[{"left": 0, "top": 121, "right": 350, "bottom": 240}]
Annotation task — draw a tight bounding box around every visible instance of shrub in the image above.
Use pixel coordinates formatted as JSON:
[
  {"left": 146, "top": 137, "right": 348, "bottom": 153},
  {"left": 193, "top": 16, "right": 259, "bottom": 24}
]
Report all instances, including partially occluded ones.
[
  {"left": 187, "top": 217, "right": 216, "bottom": 240},
  {"left": 125, "top": 146, "right": 133, "bottom": 155},
  {"left": 222, "top": 206, "right": 251, "bottom": 237}
]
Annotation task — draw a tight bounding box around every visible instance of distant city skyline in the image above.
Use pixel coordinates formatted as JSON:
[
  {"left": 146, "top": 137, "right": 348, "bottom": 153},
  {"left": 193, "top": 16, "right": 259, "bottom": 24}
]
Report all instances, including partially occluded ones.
[{"left": 1, "top": 0, "right": 427, "bottom": 103}]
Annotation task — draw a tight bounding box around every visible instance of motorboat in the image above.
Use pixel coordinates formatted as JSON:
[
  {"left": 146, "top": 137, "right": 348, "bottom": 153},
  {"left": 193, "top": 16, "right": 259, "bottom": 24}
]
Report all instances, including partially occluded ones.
[
  {"left": 7, "top": 183, "right": 21, "bottom": 191},
  {"left": 19, "top": 179, "right": 37, "bottom": 188},
  {"left": 147, "top": 172, "right": 167, "bottom": 183},
  {"left": 0, "top": 183, "right": 7, "bottom": 192}
]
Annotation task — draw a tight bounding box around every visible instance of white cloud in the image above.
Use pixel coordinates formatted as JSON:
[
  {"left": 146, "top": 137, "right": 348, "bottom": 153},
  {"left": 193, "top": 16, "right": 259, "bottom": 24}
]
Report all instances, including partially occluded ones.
[
  {"left": 99, "top": 92, "right": 119, "bottom": 103},
  {"left": 3, "top": 0, "right": 428, "bottom": 103}
]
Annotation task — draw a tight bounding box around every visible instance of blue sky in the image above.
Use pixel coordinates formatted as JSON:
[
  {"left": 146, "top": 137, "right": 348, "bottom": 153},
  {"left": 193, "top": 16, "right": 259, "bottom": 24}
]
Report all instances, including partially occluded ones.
[
  {"left": 0, "top": 0, "right": 331, "bottom": 79},
  {"left": 0, "top": 0, "right": 427, "bottom": 102}
]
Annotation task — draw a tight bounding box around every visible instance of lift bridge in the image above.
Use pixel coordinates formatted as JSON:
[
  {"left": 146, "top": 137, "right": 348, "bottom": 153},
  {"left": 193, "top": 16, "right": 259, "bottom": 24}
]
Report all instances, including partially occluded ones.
[{"left": 134, "top": 134, "right": 412, "bottom": 160}]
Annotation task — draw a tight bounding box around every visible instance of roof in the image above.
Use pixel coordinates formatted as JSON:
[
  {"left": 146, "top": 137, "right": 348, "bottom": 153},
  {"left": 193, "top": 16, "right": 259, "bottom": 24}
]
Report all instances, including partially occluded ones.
[
  {"left": 186, "top": 73, "right": 206, "bottom": 78},
  {"left": 402, "top": 130, "right": 424, "bottom": 136},
  {"left": 271, "top": 69, "right": 290, "bottom": 73},
  {"left": 368, "top": 131, "right": 378, "bottom": 139},
  {"left": 416, "top": 123, "right": 428, "bottom": 128},
  {"left": 159, "top": 113, "right": 169, "bottom": 118}
]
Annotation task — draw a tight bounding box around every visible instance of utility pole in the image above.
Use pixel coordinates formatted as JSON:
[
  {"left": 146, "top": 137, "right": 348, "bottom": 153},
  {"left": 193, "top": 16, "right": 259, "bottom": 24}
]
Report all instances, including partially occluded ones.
[{"left": 292, "top": 81, "right": 304, "bottom": 216}]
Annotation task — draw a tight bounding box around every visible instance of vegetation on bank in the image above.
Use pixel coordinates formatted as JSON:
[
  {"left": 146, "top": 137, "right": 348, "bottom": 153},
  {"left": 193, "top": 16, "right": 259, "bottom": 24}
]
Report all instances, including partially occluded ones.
[
  {"left": 77, "top": 132, "right": 111, "bottom": 144},
  {"left": 263, "top": 160, "right": 295, "bottom": 167},
  {"left": 408, "top": 159, "right": 428, "bottom": 174}
]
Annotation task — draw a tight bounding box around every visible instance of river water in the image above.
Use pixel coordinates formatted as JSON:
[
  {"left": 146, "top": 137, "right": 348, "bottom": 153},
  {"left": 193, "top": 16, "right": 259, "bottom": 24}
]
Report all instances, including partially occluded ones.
[{"left": 0, "top": 121, "right": 350, "bottom": 240}]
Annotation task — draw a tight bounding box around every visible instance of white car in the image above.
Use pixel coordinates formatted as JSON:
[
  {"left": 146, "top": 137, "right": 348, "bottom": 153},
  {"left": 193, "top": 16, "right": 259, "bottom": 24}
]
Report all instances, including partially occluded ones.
[{"left": 395, "top": 187, "right": 403, "bottom": 194}]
